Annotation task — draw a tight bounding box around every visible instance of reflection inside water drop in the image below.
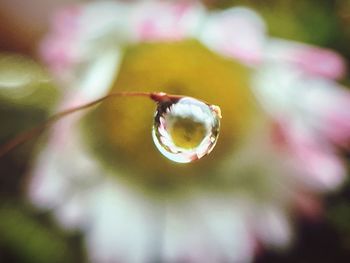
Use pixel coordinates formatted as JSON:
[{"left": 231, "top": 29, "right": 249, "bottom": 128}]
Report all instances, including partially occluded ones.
[{"left": 152, "top": 97, "right": 221, "bottom": 163}]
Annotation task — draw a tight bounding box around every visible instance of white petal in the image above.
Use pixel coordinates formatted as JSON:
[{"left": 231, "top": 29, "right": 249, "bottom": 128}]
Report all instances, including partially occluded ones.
[
  {"left": 76, "top": 49, "right": 122, "bottom": 100},
  {"left": 85, "top": 181, "right": 157, "bottom": 263},
  {"left": 28, "top": 147, "right": 69, "bottom": 209},
  {"left": 28, "top": 112, "right": 101, "bottom": 209},
  {"left": 252, "top": 64, "right": 336, "bottom": 153},
  {"left": 253, "top": 205, "right": 292, "bottom": 248},
  {"left": 198, "top": 7, "right": 266, "bottom": 65},
  {"left": 162, "top": 195, "right": 255, "bottom": 263},
  {"left": 54, "top": 193, "right": 88, "bottom": 230},
  {"left": 288, "top": 126, "right": 346, "bottom": 191},
  {"left": 40, "top": 2, "right": 129, "bottom": 87},
  {"left": 252, "top": 61, "right": 350, "bottom": 145}
]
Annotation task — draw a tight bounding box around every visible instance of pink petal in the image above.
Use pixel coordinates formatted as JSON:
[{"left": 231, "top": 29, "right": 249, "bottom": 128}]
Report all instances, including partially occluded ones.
[
  {"left": 265, "top": 40, "right": 347, "bottom": 80},
  {"left": 291, "top": 47, "right": 346, "bottom": 80},
  {"left": 40, "top": 36, "right": 77, "bottom": 76},
  {"left": 51, "top": 6, "right": 81, "bottom": 36},
  {"left": 297, "top": 79, "right": 350, "bottom": 147},
  {"left": 277, "top": 122, "right": 346, "bottom": 190},
  {"left": 39, "top": 6, "right": 82, "bottom": 77},
  {"left": 321, "top": 92, "right": 350, "bottom": 147},
  {"left": 133, "top": 1, "right": 203, "bottom": 42}
]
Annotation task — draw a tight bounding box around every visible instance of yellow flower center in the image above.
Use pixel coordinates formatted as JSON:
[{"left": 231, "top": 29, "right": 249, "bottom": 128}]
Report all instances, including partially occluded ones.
[
  {"left": 169, "top": 117, "right": 207, "bottom": 149},
  {"left": 83, "top": 40, "right": 263, "bottom": 193}
]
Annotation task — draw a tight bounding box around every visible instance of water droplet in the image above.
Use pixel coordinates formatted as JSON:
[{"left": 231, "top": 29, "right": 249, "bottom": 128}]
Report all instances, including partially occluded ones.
[{"left": 152, "top": 97, "right": 221, "bottom": 163}]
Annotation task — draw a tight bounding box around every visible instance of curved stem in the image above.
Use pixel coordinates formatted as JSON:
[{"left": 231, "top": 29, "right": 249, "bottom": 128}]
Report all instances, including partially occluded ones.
[
  {"left": 0, "top": 91, "right": 162, "bottom": 158},
  {"left": 0, "top": 90, "right": 214, "bottom": 158}
]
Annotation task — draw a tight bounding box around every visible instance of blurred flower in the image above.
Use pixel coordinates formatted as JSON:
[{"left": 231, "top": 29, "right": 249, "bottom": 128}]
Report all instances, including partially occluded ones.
[{"left": 28, "top": 1, "right": 349, "bottom": 263}]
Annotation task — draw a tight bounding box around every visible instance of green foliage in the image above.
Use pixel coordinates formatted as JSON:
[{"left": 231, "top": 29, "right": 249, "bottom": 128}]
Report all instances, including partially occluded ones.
[{"left": 0, "top": 203, "right": 74, "bottom": 263}]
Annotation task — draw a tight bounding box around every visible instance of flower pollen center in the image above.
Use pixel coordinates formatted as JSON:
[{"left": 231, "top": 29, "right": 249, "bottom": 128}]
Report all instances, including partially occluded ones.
[
  {"left": 169, "top": 116, "right": 207, "bottom": 149},
  {"left": 82, "top": 41, "right": 262, "bottom": 192}
]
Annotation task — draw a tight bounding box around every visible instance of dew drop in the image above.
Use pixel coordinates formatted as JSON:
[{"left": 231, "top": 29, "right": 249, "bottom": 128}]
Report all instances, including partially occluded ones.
[{"left": 152, "top": 97, "right": 221, "bottom": 163}]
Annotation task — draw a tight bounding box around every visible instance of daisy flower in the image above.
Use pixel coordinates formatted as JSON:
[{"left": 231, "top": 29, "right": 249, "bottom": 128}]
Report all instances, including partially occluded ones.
[{"left": 28, "top": 1, "right": 349, "bottom": 263}]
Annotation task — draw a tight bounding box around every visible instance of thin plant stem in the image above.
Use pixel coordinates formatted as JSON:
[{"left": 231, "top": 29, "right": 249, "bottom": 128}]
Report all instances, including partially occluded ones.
[
  {"left": 0, "top": 91, "right": 214, "bottom": 158},
  {"left": 0, "top": 92, "right": 146, "bottom": 157}
]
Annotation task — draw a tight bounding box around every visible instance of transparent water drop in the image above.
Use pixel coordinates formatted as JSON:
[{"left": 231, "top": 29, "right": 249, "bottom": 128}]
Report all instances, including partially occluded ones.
[{"left": 152, "top": 96, "right": 221, "bottom": 163}]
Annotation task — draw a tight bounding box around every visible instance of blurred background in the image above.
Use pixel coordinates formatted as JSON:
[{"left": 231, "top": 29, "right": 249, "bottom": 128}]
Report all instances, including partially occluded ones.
[{"left": 0, "top": 0, "right": 350, "bottom": 262}]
